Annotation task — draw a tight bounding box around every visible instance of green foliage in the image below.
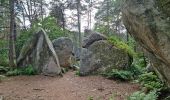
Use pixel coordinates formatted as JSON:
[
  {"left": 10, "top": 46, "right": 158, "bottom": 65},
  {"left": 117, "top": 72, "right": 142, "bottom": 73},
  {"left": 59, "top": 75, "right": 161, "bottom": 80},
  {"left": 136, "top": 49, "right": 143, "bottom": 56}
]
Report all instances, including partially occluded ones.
[
  {"left": 128, "top": 55, "right": 147, "bottom": 78},
  {"left": 109, "top": 93, "right": 115, "bottom": 100},
  {"left": 16, "top": 29, "right": 33, "bottom": 57},
  {"left": 0, "top": 66, "right": 10, "bottom": 74},
  {"left": 101, "top": 55, "right": 147, "bottom": 81},
  {"left": 0, "top": 48, "right": 9, "bottom": 66},
  {"left": 24, "top": 65, "right": 37, "bottom": 75},
  {"left": 127, "top": 36, "right": 136, "bottom": 47},
  {"left": 102, "top": 69, "right": 133, "bottom": 81},
  {"left": 41, "top": 16, "right": 65, "bottom": 40},
  {"left": 127, "top": 91, "right": 158, "bottom": 100},
  {"left": 0, "top": 40, "right": 7, "bottom": 47},
  {"left": 127, "top": 64, "right": 144, "bottom": 78},
  {"left": 6, "top": 68, "right": 23, "bottom": 76},
  {"left": 0, "top": 40, "right": 9, "bottom": 66},
  {"left": 138, "top": 72, "right": 164, "bottom": 91},
  {"left": 133, "top": 54, "right": 147, "bottom": 68},
  {"left": 108, "top": 36, "right": 137, "bottom": 57},
  {"left": 94, "top": 24, "right": 110, "bottom": 35},
  {"left": 6, "top": 65, "right": 37, "bottom": 76},
  {"left": 75, "top": 70, "right": 81, "bottom": 76},
  {"left": 87, "top": 96, "right": 94, "bottom": 100}
]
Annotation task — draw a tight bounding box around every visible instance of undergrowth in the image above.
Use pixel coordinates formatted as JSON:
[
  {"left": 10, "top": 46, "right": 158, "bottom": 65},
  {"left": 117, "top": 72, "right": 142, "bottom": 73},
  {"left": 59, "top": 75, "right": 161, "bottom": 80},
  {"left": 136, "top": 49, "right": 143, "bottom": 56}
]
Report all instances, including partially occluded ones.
[
  {"left": 127, "top": 90, "right": 158, "bottom": 100},
  {"left": 138, "top": 72, "right": 164, "bottom": 91},
  {"left": 103, "top": 36, "right": 165, "bottom": 99},
  {"left": 102, "top": 69, "right": 133, "bottom": 81},
  {"left": 6, "top": 65, "right": 37, "bottom": 76},
  {"left": 0, "top": 40, "right": 9, "bottom": 66}
]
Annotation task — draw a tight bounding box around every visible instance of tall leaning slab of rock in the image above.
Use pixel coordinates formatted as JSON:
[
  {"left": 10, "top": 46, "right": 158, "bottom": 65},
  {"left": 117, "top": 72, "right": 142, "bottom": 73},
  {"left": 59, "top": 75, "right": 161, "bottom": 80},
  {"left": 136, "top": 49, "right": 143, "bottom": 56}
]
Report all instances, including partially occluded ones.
[
  {"left": 17, "top": 28, "right": 61, "bottom": 75},
  {"left": 122, "top": 0, "right": 170, "bottom": 86}
]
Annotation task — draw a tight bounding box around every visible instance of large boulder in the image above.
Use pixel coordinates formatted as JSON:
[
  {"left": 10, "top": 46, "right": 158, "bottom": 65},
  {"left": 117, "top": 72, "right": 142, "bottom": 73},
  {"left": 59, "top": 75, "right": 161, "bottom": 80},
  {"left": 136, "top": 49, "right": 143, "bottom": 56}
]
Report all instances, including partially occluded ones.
[
  {"left": 122, "top": 0, "right": 170, "bottom": 86},
  {"left": 82, "top": 31, "right": 107, "bottom": 48},
  {"left": 42, "top": 57, "right": 61, "bottom": 76},
  {"left": 80, "top": 40, "right": 128, "bottom": 75},
  {"left": 52, "top": 37, "right": 73, "bottom": 68}
]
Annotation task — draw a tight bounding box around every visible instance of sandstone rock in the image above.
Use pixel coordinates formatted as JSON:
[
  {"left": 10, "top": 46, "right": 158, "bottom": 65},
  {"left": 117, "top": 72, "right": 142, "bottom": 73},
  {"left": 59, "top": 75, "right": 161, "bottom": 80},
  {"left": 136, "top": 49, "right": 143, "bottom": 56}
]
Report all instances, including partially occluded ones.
[
  {"left": 72, "top": 47, "right": 81, "bottom": 60},
  {"left": 80, "top": 40, "right": 128, "bottom": 75},
  {"left": 42, "top": 57, "right": 61, "bottom": 76},
  {"left": 82, "top": 32, "right": 107, "bottom": 48},
  {"left": 52, "top": 37, "right": 73, "bottom": 68},
  {"left": 122, "top": 0, "right": 170, "bottom": 86},
  {"left": 17, "top": 28, "right": 61, "bottom": 75}
]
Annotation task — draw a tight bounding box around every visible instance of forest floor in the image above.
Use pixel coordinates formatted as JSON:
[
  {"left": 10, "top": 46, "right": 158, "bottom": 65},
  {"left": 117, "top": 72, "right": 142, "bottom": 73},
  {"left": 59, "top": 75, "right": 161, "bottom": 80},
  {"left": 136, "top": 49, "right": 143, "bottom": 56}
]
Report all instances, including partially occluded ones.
[{"left": 0, "top": 71, "right": 140, "bottom": 100}]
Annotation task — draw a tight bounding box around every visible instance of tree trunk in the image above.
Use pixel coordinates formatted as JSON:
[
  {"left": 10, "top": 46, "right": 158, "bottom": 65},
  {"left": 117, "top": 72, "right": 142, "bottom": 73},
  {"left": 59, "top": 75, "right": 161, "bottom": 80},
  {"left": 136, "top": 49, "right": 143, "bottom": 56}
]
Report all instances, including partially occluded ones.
[
  {"left": 9, "top": 0, "right": 17, "bottom": 67},
  {"left": 106, "top": 0, "right": 109, "bottom": 35},
  {"left": 40, "top": 0, "right": 43, "bottom": 21},
  {"left": 62, "top": 8, "right": 65, "bottom": 35},
  {"left": 77, "top": 0, "right": 82, "bottom": 60},
  {"left": 122, "top": 0, "right": 170, "bottom": 87}
]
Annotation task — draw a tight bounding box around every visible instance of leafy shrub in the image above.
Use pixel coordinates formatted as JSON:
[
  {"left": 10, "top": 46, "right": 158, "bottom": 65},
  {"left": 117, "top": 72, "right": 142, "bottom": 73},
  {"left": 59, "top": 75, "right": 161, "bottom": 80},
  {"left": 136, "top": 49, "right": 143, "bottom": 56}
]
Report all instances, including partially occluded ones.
[
  {"left": 0, "top": 40, "right": 7, "bottom": 47},
  {"left": 127, "top": 64, "right": 143, "bottom": 78},
  {"left": 138, "top": 72, "right": 163, "bottom": 91},
  {"left": 0, "top": 66, "right": 10, "bottom": 74},
  {"left": 102, "top": 69, "right": 133, "bottom": 81},
  {"left": 0, "top": 48, "right": 8, "bottom": 66},
  {"left": 6, "top": 65, "right": 37, "bottom": 76},
  {"left": 24, "top": 65, "right": 37, "bottom": 75},
  {"left": 126, "top": 52, "right": 147, "bottom": 79},
  {"left": 127, "top": 91, "right": 158, "bottom": 100},
  {"left": 128, "top": 55, "right": 147, "bottom": 78},
  {"left": 6, "top": 68, "right": 23, "bottom": 76},
  {"left": 133, "top": 54, "right": 147, "bottom": 68},
  {"left": 87, "top": 96, "right": 94, "bottom": 100},
  {"left": 75, "top": 70, "right": 81, "bottom": 76},
  {"left": 41, "top": 16, "right": 65, "bottom": 40}
]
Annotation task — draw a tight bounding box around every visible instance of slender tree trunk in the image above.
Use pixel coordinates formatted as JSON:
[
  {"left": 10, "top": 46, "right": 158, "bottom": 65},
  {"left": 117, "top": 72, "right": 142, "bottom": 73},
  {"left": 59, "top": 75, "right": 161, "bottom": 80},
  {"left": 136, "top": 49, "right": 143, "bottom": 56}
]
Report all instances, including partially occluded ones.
[
  {"left": 13, "top": 22, "right": 17, "bottom": 41},
  {"left": 62, "top": 8, "right": 65, "bottom": 35},
  {"left": 40, "top": 0, "right": 43, "bottom": 21},
  {"left": 9, "top": 0, "right": 17, "bottom": 67},
  {"left": 77, "top": 0, "right": 82, "bottom": 60},
  {"left": 106, "top": 0, "right": 109, "bottom": 35},
  {"left": 22, "top": 10, "right": 26, "bottom": 29},
  {"left": 87, "top": 10, "right": 90, "bottom": 29},
  {"left": 26, "top": 0, "right": 32, "bottom": 24},
  {"left": 89, "top": 0, "right": 92, "bottom": 30}
]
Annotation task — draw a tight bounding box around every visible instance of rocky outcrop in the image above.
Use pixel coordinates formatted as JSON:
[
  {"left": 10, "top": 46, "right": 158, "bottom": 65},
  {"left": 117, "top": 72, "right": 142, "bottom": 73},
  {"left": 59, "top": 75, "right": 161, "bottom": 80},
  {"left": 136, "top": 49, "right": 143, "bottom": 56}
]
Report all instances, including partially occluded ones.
[
  {"left": 80, "top": 32, "right": 128, "bottom": 75},
  {"left": 122, "top": 0, "right": 170, "bottom": 86},
  {"left": 82, "top": 31, "right": 107, "bottom": 48},
  {"left": 17, "top": 28, "right": 61, "bottom": 75},
  {"left": 52, "top": 37, "right": 73, "bottom": 68}
]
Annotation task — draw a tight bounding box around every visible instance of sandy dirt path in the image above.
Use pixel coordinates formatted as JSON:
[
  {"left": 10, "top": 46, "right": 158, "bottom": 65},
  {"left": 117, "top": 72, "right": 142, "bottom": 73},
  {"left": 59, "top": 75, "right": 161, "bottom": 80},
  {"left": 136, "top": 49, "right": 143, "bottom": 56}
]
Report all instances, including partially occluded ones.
[{"left": 0, "top": 71, "right": 139, "bottom": 100}]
